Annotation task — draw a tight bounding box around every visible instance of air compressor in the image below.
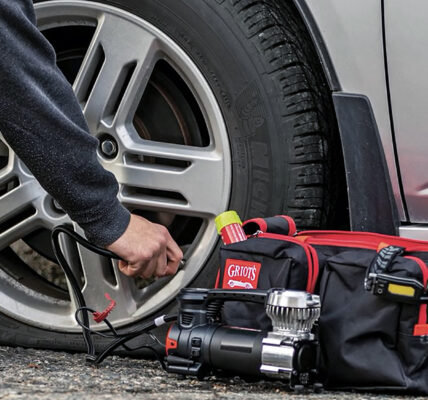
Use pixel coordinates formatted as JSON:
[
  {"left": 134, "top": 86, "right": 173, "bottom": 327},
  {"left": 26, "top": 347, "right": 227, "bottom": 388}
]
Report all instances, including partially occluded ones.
[{"left": 164, "top": 288, "right": 321, "bottom": 391}]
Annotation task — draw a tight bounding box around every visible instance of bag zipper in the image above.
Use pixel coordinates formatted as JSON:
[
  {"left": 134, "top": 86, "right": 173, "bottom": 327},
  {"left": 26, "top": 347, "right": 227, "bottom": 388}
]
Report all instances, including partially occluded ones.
[
  {"left": 256, "top": 232, "right": 319, "bottom": 293},
  {"left": 298, "top": 230, "right": 428, "bottom": 252}
]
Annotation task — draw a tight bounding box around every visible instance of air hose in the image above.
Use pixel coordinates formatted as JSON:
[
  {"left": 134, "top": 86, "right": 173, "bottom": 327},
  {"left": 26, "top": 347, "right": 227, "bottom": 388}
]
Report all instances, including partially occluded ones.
[{"left": 51, "top": 225, "right": 177, "bottom": 365}]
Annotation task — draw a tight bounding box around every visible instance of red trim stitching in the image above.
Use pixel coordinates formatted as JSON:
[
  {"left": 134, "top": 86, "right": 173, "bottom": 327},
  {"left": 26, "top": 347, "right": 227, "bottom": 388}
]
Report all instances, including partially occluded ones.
[
  {"left": 308, "top": 245, "right": 319, "bottom": 292},
  {"left": 406, "top": 256, "right": 428, "bottom": 330},
  {"left": 406, "top": 256, "right": 428, "bottom": 288},
  {"left": 242, "top": 218, "right": 268, "bottom": 234},
  {"left": 276, "top": 215, "right": 297, "bottom": 236},
  {"left": 258, "top": 232, "right": 316, "bottom": 293},
  {"left": 214, "top": 269, "right": 220, "bottom": 289},
  {"left": 418, "top": 305, "right": 427, "bottom": 326}
]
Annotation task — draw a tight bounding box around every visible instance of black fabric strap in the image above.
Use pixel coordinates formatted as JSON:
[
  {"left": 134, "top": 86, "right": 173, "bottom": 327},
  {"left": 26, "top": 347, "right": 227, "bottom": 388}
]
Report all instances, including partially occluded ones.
[
  {"left": 242, "top": 215, "right": 296, "bottom": 236},
  {"left": 370, "top": 245, "right": 405, "bottom": 275}
]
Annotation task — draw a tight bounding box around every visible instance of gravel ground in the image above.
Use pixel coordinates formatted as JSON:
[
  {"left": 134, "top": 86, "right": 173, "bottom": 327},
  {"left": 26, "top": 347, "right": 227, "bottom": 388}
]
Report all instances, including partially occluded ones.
[{"left": 0, "top": 346, "right": 425, "bottom": 400}]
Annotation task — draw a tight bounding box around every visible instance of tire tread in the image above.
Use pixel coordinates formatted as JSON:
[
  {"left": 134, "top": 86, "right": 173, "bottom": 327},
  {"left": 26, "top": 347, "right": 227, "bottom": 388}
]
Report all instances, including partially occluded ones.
[{"left": 229, "top": 0, "right": 345, "bottom": 227}]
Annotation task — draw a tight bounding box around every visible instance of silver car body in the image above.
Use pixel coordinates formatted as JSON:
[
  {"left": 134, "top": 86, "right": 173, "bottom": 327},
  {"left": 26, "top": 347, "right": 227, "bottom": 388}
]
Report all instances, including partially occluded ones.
[{"left": 300, "top": 0, "right": 428, "bottom": 239}]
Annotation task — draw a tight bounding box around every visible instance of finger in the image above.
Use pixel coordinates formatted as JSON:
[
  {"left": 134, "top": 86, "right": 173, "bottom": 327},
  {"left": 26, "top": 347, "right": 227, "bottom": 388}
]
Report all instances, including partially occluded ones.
[
  {"left": 163, "top": 258, "right": 180, "bottom": 276},
  {"left": 154, "top": 249, "right": 169, "bottom": 277},
  {"left": 138, "top": 257, "right": 157, "bottom": 279},
  {"left": 163, "top": 229, "right": 182, "bottom": 259},
  {"left": 163, "top": 247, "right": 181, "bottom": 275},
  {"left": 118, "top": 260, "right": 140, "bottom": 277},
  {"left": 159, "top": 233, "right": 182, "bottom": 276},
  {"left": 166, "top": 237, "right": 183, "bottom": 263}
]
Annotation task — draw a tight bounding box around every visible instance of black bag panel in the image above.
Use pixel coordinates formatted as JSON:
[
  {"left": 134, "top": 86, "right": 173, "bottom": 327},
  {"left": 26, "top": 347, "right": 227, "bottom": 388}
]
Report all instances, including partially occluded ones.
[
  {"left": 311, "top": 244, "right": 357, "bottom": 292},
  {"left": 218, "top": 237, "right": 309, "bottom": 329},
  {"left": 319, "top": 262, "right": 405, "bottom": 388},
  {"left": 397, "top": 332, "right": 428, "bottom": 392},
  {"left": 218, "top": 237, "right": 309, "bottom": 289},
  {"left": 219, "top": 257, "right": 295, "bottom": 330},
  {"left": 319, "top": 248, "right": 427, "bottom": 390},
  {"left": 411, "top": 252, "right": 428, "bottom": 264}
]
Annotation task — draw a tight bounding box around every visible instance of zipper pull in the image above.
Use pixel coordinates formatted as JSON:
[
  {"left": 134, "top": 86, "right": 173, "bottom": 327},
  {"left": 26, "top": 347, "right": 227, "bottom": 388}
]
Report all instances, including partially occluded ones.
[{"left": 250, "top": 230, "right": 263, "bottom": 238}]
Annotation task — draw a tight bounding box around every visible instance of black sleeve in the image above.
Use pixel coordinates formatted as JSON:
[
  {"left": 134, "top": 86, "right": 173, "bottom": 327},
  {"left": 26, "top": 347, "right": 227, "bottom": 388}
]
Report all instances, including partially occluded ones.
[{"left": 0, "top": 0, "right": 130, "bottom": 246}]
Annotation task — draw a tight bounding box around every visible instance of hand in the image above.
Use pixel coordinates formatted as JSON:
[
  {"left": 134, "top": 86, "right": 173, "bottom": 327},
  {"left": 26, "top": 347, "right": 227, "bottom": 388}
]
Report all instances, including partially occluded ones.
[{"left": 106, "top": 214, "right": 183, "bottom": 279}]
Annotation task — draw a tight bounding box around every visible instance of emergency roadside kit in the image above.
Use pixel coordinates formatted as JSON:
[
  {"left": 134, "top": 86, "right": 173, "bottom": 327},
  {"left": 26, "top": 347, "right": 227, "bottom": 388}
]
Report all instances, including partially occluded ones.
[
  {"left": 215, "top": 212, "right": 428, "bottom": 393},
  {"left": 50, "top": 211, "right": 428, "bottom": 394}
]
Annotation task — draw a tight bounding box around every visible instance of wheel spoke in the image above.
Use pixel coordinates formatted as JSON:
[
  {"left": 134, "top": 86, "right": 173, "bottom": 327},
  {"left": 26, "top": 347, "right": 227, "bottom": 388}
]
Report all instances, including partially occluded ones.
[
  {"left": 0, "top": 215, "right": 40, "bottom": 251},
  {"left": 0, "top": 180, "right": 41, "bottom": 225},
  {"left": 0, "top": 164, "right": 15, "bottom": 187},
  {"left": 80, "top": 250, "right": 139, "bottom": 320},
  {"left": 0, "top": 139, "right": 8, "bottom": 157},
  {"left": 68, "top": 227, "right": 138, "bottom": 319},
  {"left": 73, "top": 12, "right": 160, "bottom": 133},
  {"left": 104, "top": 140, "right": 225, "bottom": 217},
  {"left": 0, "top": 145, "right": 21, "bottom": 186},
  {"left": 0, "top": 180, "right": 44, "bottom": 249}
]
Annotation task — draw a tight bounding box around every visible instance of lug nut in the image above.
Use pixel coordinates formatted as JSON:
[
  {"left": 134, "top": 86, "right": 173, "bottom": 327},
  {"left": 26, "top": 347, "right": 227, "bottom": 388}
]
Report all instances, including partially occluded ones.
[{"left": 100, "top": 138, "right": 118, "bottom": 158}]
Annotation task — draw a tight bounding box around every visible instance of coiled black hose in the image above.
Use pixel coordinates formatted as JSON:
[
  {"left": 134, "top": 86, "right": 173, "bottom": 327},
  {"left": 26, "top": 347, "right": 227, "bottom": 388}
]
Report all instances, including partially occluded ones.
[{"left": 51, "top": 224, "right": 177, "bottom": 365}]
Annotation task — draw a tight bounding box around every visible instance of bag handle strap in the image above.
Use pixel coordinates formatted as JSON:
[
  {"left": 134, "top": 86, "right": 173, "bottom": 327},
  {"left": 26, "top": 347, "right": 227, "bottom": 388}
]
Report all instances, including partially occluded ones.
[
  {"left": 242, "top": 215, "right": 296, "bottom": 236},
  {"left": 370, "top": 244, "right": 405, "bottom": 275}
]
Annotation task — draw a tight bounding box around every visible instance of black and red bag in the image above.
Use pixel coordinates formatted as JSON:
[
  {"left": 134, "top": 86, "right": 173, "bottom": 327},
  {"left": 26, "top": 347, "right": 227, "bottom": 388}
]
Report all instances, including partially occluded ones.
[{"left": 217, "top": 215, "right": 428, "bottom": 394}]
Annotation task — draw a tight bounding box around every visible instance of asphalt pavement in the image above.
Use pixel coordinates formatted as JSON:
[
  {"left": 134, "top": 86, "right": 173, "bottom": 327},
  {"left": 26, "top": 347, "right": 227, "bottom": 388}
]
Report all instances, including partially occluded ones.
[{"left": 0, "top": 346, "right": 426, "bottom": 400}]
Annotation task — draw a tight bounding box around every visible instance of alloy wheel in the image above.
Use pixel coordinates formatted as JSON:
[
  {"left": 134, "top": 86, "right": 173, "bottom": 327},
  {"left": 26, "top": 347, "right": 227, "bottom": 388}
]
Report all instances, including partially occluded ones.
[{"left": 0, "top": 0, "right": 231, "bottom": 331}]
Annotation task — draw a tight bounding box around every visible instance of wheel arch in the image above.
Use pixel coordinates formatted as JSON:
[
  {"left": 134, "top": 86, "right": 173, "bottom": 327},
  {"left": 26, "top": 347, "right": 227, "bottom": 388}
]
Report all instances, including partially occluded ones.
[
  {"left": 292, "top": 0, "right": 400, "bottom": 234},
  {"left": 292, "top": 0, "right": 341, "bottom": 92}
]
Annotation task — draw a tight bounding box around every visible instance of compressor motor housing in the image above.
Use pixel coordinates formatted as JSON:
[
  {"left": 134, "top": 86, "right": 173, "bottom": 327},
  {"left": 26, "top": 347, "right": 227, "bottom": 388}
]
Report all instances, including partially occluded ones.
[{"left": 165, "top": 288, "right": 321, "bottom": 390}]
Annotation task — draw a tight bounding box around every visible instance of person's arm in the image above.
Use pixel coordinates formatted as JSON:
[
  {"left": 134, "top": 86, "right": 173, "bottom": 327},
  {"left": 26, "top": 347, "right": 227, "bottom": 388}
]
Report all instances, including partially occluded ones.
[{"left": 0, "top": 0, "right": 182, "bottom": 276}]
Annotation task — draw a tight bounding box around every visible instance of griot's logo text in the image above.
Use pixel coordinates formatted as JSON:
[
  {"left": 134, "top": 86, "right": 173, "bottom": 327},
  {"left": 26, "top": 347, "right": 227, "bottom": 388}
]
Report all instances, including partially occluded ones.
[{"left": 227, "top": 263, "right": 257, "bottom": 281}]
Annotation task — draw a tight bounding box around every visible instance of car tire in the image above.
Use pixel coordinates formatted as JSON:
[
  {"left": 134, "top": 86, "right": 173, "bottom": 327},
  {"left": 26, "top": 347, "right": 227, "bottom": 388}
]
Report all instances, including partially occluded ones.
[{"left": 0, "top": 0, "right": 345, "bottom": 353}]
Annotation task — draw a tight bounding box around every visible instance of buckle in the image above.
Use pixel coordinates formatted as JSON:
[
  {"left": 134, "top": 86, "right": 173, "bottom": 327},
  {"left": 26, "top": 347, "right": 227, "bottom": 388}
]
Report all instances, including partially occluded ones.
[{"left": 365, "top": 272, "right": 427, "bottom": 304}]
